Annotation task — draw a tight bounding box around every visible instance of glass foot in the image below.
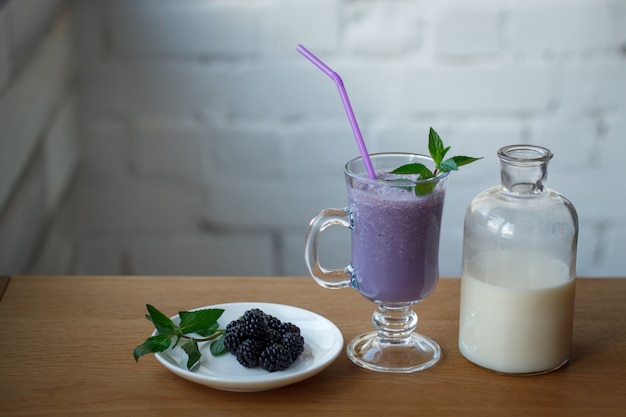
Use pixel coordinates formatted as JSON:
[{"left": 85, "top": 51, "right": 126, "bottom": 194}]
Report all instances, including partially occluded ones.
[
  {"left": 347, "top": 331, "right": 440, "bottom": 373},
  {"left": 346, "top": 303, "right": 441, "bottom": 373}
]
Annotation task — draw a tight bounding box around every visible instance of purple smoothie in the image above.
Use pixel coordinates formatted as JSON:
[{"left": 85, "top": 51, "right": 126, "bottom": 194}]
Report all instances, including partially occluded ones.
[{"left": 348, "top": 173, "right": 446, "bottom": 303}]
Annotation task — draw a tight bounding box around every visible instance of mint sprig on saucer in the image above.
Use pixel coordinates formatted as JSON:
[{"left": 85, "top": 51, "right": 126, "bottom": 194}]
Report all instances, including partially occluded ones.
[
  {"left": 133, "top": 304, "right": 227, "bottom": 370},
  {"left": 391, "top": 127, "right": 482, "bottom": 195}
]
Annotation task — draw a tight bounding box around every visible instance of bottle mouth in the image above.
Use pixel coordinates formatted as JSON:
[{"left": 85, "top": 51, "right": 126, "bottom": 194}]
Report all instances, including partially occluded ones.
[{"left": 498, "top": 145, "right": 553, "bottom": 165}]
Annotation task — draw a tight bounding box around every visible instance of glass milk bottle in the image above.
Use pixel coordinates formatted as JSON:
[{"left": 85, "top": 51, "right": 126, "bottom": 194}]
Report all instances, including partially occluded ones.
[{"left": 458, "top": 145, "right": 578, "bottom": 374}]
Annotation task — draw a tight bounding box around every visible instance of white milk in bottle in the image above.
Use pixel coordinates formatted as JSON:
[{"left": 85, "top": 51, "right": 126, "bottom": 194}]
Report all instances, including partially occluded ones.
[
  {"left": 458, "top": 145, "right": 578, "bottom": 374},
  {"left": 459, "top": 250, "right": 575, "bottom": 374}
]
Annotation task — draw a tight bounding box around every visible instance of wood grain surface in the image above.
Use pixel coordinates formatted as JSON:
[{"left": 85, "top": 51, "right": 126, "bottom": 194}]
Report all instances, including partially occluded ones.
[{"left": 0, "top": 276, "right": 624, "bottom": 416}]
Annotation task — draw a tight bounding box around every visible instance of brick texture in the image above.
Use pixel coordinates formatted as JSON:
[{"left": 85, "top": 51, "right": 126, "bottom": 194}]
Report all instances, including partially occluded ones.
[
  {"left": 9, "top": 0, "right": 625, "bottom": 277},
  {"left": 0, "top": 4, "right": 76, "bottom": 274}
]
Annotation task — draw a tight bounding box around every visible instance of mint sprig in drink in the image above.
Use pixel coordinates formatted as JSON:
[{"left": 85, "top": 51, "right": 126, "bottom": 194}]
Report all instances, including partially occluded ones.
[{"left": 390, "top": 127, "right": 481, "bottom": 195}]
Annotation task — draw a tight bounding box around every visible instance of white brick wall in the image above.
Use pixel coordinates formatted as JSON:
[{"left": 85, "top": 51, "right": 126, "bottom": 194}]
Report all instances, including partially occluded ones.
[
  {"left": 508, "top": 1, "right": 613, "bottom": 52},
  {"left": 20, "top": 0, "right": 626, "bottom": 277},
  {"left": 108, "top": 2, "right": 261, "bottom": 58},
  {"left": 0, "top": 1, "right": 77, "bottom": 274},
  {"left": 435, "top": 8, "right": 501, "bottom": 58},
  {"left": 0, "top": 10, "right": 73, "bottom": 207}
]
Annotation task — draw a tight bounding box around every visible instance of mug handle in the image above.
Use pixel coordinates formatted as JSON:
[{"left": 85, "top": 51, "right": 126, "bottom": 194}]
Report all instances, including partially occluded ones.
[{"left": 304, "top": 208, "right": 353, "bottom": 289}]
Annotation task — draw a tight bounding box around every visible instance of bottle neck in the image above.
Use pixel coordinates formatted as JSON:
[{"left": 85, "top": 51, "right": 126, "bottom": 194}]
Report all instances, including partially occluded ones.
[{"left": 498, "top": 145, "right": 552, "bottom": 195}]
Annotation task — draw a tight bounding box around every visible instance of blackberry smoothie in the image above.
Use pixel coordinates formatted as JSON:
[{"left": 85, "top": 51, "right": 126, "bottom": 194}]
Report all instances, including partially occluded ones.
[
  {"left": 348, "top": 172, "right": 446, "bottom": 303},
  {"left": 305, "top": 152, "right": 451, "bottom": 373}
]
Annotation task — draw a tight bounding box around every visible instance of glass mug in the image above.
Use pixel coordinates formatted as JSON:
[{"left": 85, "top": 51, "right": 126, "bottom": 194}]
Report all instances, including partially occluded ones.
[{"left": 304, "top": 152, "right": 448, "bottom": 373}]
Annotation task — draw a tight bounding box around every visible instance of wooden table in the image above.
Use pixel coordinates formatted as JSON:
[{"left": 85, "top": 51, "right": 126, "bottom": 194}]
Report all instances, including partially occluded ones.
[{"left": 0, "top": 276, "right": 624, "bottom": 416}]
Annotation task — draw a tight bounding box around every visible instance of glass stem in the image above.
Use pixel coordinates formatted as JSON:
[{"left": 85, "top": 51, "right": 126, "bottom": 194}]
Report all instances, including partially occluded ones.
[{"left": 372, "top": 304, "right": 417, "bottom": 342}]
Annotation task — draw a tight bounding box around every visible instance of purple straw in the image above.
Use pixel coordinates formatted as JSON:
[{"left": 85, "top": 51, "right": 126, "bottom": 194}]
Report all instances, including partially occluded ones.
[{"left": 296, "top": 44, "right": 377, "bottom": 180}]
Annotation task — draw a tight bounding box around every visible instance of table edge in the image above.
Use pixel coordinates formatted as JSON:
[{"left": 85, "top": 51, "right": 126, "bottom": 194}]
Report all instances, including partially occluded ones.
[{"left": 0, "top": 275, "right": 10, "bottom": 302}]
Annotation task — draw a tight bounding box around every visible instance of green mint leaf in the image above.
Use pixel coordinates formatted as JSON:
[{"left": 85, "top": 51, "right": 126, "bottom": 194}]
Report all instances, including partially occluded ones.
[
  {"left": 391, "top": 163, "right": 434, "bottom": 179},
  {"left": 136, "top": 305, "right": 231, "bottom": 369},
  {"left": 438, "top": 158, "right": 459, "bottom": 173},
  {"left": 178, "top": 308, "right": 224, "bottom": 335},
  {"left": 181, "top": 338, "right": 201, "bottom": 370},
  {"left": 390, "top": 162, "right": 436, "bottom": 195},
  {"left": 146, "top": 304, "right": 176, "bottom": 335},
  {"left": 414, "top": 182, "right": 437, "bottom": 196},
  {"left": 194, "top": 322, "right": 220, "bottom": 338},
  {"left": 428, "top": 127, "right": 446, "bottom": 165},
  {"left": 442, "top": 145, "right": 451, "bottom": 161},
  {"left": 451, "top": 155, "right": 483, "bottom": 167},
  {"left": 210, "top": 333, "right": 227, "bottom": 357},
  {"left": 133, "top": 333, "right": 172, "bottom": 362},
  {"left": 387, "top": 127, "right": 482, "bottom": 195}
]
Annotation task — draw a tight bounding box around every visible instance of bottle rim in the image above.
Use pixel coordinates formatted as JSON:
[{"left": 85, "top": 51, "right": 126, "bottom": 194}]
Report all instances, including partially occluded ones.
[{"left": 497, "top": 144, "right": 553, "bottom": 164}]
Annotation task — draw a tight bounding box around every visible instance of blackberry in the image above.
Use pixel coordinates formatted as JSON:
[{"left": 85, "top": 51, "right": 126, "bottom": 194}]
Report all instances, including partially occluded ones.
[
  {"left": 265, "top": 315, "right": 282, "bottom": 331},
  {"left": 264, "top": 328, "right": 283, "bottom": 346},
  {"left": 278, "top": 321, "right": 300, "bottom": 336},
  {"left": 242, "top": 309, "right": 267, "bottom": 324},
  {"left": 236, "top": 338, "right": 266, "bottom": 368},
  {"left": 259, "top": 343, "right": 293, "bottom": 372},
  {"left": 281, "top": 332, "right": 304, "bottom": 361},
  {"left": 223, "top": 321, "right": 247, "bottom": 353},
  {"left": 224, "top": 308, "right": 305, "bottom": 372},
  {"left": 240, "top": 310, "right": 270, "bottom": 339}
]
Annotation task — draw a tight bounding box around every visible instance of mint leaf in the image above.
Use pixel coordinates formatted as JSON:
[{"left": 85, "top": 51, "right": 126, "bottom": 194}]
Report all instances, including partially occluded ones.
[
  {"left": 391, "top": 163, "right": 434, "bottom": 179},
  {"left": 387, "top": 127, "right": 482, "bottom": 194},
  {"left": 136, "top": 305, "right": 227, "bottom": 370},
  {"left": 194, "top": 321, "right": 220, "bottom": 338},
  {"left": 451, "top": 155, "right": 482, "bottom": 167},
  {"left": 428, "top": 127, "right": 446, "bottom": 165},
  {"left": 210, "top": 333, "right": 227, "bottom": 356},
  {"left": 427, "top": 127, "right": 482, "bottom": 175},
  {"left": 438, "top": 158, "right": 459, "bottom": 173},
  {"left": 414, "top": 182, "right": 437, "bottom": 196},
  {"left": 133, "top": 333, "right": 172, "bottom": 362},
  {"left": 178, "top": 308, "right": 224, "bottom": 335},
  {"left": 146, "top": 304, "right": 176, "bottom": 335},
  {"left": 181, "top": 338, "right": 201, "bottom": 369},
  {"left": 390, "top": 163, "right": 435, "bottom": 195}
]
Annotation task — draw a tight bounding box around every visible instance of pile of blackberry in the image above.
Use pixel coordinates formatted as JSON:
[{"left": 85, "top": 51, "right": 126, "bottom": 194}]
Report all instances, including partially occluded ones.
[{"left": 224, "top": 308, "right": 305, "bottom": 372}]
